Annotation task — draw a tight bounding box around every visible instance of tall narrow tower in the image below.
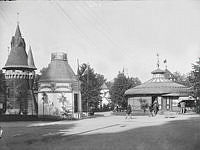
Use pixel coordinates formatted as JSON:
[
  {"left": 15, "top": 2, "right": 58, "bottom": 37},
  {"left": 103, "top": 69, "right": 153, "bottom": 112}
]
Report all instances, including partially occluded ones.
[{"left": 2, "top": 24, "right": 37, "bottom": 115}]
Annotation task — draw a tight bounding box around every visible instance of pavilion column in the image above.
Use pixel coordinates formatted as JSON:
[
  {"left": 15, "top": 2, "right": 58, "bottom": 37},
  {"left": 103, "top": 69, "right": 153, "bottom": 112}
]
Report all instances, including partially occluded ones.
[
  {"left": 170, "top": 98, "right": 173, "bottom": 111},
  {"left": 162, "top": 97, "right": 167, "bottom": 111}
]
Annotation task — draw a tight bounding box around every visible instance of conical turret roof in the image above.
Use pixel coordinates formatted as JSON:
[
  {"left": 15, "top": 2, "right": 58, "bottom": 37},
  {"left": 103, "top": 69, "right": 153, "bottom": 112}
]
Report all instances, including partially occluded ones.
[
  {"left": 28, "top": 46, "right": 36, "bottom": 70},
  {"left": 3, "top": 24, "right": 29, "bottom": 69},
  {"left": 15, "top": 24, "right": 21, "bottom": 37},
  {"left": 39, "top": 52, "right": 77, "bottom": 82}
]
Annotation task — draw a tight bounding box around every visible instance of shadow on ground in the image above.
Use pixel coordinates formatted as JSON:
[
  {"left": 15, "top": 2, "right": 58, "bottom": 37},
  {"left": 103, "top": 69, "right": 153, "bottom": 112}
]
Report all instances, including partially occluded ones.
[
  {"left": 1, "top": 116, "right": 200, "bottom": 150},
  {"left": 0, "top": 122, "right": 75, "bottom": 150}
]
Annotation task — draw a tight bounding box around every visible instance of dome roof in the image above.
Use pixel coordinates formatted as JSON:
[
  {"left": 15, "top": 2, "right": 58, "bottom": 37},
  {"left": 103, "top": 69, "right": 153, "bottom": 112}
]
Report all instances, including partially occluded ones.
[
  {"left": 39, "top": 52, "right": 77, "bottom": 82},
  {"left": 125, "top": 80, "right": 188, "bottom": 95},
  {"left": 125, "top": 68, "right": 189, "bottom": 96}
]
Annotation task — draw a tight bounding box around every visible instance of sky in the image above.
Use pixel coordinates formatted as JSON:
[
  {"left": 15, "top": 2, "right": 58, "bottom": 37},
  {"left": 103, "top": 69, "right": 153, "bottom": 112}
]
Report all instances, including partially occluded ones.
[{"left": 0, "top": 0, "right": 199, "bottom": 82}]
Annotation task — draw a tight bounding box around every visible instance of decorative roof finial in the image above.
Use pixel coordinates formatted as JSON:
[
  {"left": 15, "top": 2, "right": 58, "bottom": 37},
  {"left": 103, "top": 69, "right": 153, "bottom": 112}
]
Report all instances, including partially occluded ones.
[
  {"left": 17, "top": 12, "right": 19, "bottom": 25},
  {"left": 156, "top": 53, "right": 160, "bottom": 68},
  {"left": 164, "top": 59, "right": 167, "bottom": 69},
  {"left": 15, "top": 12, "right": 22, "bottom": 37}
]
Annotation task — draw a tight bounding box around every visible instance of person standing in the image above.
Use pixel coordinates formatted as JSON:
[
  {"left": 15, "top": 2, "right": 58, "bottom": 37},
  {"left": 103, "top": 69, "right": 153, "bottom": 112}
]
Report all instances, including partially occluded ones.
[
  {"left": 180, "top": 101, "right": 186, "bottom": 114},
  {"left": 125, "top": 104, "right": 132, "bottom": 119},
  {"left": 149, "top": 104, "right": 154, "bottom": 117},
  {"left": 0, "top": 126, "right": 3, "bottom": 139},
  {"left": 153, "top": 100, "right": 159, "bottom": 115}
]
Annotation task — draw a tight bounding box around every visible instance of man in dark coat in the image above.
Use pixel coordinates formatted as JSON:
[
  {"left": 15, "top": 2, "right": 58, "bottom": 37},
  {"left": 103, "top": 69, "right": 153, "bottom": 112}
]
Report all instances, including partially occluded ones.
[{"left": 125, "top": 104, "right": 132, "bottom": 119}]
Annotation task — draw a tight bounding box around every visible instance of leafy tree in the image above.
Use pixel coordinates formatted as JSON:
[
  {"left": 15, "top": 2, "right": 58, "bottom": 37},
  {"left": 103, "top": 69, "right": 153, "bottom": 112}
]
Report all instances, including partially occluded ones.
[
  {"left": 33, "top": 67, "right": 48, "bottom": 91},
  {"left": 40, "top": 67, "right": 48, "bottom": 76},
  {"left": 173, "top": 71, "right": 192, "bottom": 87},
  {"left": 191, "top": 58, "right": 200, "bottom": 97},
  {"left": 106, "top": 81, "right": 113, "bottom": 90},
  {"left": 110, "top": 71, "right": 141, "bottom": 109},
  {"left": 78, "top": 63, "right": 105, "bottom": 112},
  {"left": 189, "top": 58, "right": 200, "bottom": 113}
]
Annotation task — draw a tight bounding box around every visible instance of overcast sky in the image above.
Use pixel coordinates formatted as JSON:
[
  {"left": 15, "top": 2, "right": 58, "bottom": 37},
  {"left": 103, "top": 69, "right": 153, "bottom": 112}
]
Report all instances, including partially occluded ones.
[{"left": 0, "top": 0, "right": 199, "bottom": 82}]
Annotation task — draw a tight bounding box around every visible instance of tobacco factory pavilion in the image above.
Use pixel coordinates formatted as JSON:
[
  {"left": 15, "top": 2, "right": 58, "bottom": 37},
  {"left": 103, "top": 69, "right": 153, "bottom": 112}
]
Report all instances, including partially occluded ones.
[
  {"left": 38, "top": 52, "right": 82, "bottom": 118},
  {"left": 125, "top": 64, "right": 191, "bottom": 112}
]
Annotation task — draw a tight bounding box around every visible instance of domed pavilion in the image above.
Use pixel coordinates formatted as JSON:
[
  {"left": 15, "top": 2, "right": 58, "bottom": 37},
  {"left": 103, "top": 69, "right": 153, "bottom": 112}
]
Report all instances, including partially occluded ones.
[
  {"left": 38, "top": 52, "right": 81, "bottom": 118},
  {"left": 125, "top": 66, "right": 191, "bottom": 112}
]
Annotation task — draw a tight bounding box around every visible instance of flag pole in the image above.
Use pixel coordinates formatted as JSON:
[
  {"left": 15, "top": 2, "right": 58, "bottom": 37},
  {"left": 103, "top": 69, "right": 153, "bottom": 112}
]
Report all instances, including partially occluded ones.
[{"left": 77, "top": 59, "right": 81, "bottom": 119}]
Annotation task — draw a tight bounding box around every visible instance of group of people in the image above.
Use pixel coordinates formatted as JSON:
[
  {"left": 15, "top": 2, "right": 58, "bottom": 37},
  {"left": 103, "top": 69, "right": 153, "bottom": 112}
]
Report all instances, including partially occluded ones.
[
  {"left": 125, "top": 100, "right": 160, "bottom": 119},
  {"left": 149, "top": 100, "right": 159, "bottom": 117}
]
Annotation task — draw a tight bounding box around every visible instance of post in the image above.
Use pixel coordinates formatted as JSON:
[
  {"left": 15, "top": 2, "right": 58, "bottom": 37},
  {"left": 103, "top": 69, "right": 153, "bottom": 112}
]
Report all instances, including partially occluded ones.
[
  {"left": 77, "top": 59, "right": 81, "bottom": 119},
  {"left": 43, "top": 99, "right": 44, "bottom": 116}
]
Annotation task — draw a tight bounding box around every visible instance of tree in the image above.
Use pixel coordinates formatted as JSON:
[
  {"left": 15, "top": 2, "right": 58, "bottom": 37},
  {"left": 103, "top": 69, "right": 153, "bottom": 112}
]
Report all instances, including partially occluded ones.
[
  {"left": 78, "top": 63, "right": 105, "bottom": 112},
  {"left": 33, "top": 67, "right": 48, "bottom": 91},
  {"left": 110, "top": 71, "right": 141, "bottom": 109},
  {"left": 173, "top": 71, "right": 192, "bottom": 87},
  {"left": 191, "top": 58, "right": 200, "bottom": 97},
  {"left": 40, "top": 67, "right": 48, "bottom": 76},
  {"left": 190, "top": 58, "right": 200, "bottom": 113}
]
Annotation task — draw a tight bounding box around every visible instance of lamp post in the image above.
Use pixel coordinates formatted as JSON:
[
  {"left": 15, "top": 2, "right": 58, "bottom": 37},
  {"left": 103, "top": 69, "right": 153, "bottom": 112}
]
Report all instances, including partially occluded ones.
[{"left": 42, "top": 96, "right": 44, "bottom": 116}]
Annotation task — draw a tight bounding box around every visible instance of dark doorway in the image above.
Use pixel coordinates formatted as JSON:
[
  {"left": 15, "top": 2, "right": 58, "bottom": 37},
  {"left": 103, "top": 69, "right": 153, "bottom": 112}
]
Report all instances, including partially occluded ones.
[
  {"left": 74, "top": 94, "right": 78, "bottom": 113},
  {"left": 152, "top": 96, "right": 157, "bottom": 104}
]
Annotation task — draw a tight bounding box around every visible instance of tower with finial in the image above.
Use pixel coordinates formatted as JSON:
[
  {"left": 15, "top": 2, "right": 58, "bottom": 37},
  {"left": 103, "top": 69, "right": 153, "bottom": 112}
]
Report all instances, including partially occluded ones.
[{"left": 2, "top": 20, "right": 37, "bottom": 115}]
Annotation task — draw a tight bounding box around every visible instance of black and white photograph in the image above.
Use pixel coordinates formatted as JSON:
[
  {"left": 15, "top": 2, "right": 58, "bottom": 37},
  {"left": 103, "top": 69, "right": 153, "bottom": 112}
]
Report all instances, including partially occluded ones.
[{"left": 0, "top": 0, "right": 200, "bottom": 150}]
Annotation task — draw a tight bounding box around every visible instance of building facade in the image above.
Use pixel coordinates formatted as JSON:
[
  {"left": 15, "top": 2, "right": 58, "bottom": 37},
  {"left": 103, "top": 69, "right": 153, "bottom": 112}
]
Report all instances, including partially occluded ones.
[
  {"left": 0, "top": 70, "right": 6, "bottom": 114},
  {"left": 125, "top": 67, "right": 191, "bottom": 113},
  {"left": 38, "top": 52, "right": 82, "bottom": 118},
  {"left": 2, "top": 24, "right": 37, "bottom": 115}
]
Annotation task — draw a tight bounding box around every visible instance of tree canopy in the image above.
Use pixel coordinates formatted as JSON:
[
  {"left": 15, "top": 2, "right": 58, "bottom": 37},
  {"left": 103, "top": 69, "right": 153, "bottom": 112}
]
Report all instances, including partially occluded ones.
[
  {"left": 110, "top": 71, "right": 141, "bottom": 109},
  {"left": 78, "top": 63, "right": 105, "bottom": 112},
  {"left": 190, "top": 58, "right": 200, "bottom": 98},
  {"left": 173, "top": 71, "right": 192, "bottom": 87}
]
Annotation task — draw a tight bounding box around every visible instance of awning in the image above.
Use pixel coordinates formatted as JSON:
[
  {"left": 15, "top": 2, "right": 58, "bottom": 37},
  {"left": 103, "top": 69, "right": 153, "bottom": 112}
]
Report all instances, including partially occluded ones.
[
  {"left": 162, "top": 93, "right": 189, "bottom": 97},
  {"left": 178, "top": 96, "right": 195, "bottom": 101}
]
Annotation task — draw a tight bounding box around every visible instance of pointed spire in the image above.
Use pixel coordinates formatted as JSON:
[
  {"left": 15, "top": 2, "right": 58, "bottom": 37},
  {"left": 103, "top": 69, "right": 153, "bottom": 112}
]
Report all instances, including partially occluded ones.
[
  {"left": 156, "top": 53, "right": 160, "bottom": 68},
  {"left": 28, "top": 46, "right": 36, "bottom": 70},
  {"left": 15, "top": 24, "right": 22, "bottom": 37},
  {"left": 3, "top": 23, "right": 28, "bottom": 69}
]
